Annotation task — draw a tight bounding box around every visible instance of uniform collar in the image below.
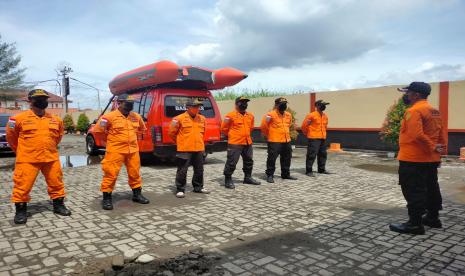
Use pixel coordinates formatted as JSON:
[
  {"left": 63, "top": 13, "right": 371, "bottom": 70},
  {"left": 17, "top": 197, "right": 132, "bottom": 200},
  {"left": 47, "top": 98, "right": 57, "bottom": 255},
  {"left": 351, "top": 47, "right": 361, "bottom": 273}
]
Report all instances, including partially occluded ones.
[
  {"left": 28, "top": 109, "right": 52, "bottom": 118},
  {"left": 116, "top": 109, "right": 132, "bottom": 118},
  {"left": 411, "top": 99, "right": 428, "bottom": 108}
]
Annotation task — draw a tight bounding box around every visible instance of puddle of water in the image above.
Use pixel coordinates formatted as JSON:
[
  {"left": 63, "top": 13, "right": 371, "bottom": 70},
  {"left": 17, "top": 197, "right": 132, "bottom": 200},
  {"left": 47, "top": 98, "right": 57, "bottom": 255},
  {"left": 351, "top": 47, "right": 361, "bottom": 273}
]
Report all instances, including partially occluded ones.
[{"left": 60, "top": 155, "right": 103, "bottom": 168}]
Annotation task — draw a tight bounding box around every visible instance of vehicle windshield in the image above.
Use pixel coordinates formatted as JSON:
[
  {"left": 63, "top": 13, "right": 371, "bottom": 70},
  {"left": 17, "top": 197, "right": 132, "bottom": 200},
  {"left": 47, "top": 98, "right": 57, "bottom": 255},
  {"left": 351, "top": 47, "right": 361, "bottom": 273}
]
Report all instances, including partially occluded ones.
[
  {"left": 164, "top": 95, "right": 215, "bottom": 118},
  {"left": 0, "top": 116, "right": 10, "bottom": 127}
]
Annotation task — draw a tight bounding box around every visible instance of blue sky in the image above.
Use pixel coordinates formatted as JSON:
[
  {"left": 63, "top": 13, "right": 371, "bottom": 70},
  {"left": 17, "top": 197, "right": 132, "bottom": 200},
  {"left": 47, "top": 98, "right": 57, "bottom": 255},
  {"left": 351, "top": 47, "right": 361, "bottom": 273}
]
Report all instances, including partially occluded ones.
[{"left": 1, "top": 0, "right": 465, "bottom": 109}]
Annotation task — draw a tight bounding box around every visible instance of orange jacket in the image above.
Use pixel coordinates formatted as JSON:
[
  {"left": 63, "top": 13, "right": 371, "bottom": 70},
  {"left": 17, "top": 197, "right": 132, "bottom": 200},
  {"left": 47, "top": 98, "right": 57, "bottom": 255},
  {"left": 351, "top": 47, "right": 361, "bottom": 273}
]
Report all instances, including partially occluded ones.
[
  {"left": 260, "top": 109, "right": 293, "bottom": 143},
  {"left": 6, "top": 110, "right": 64, "bottom": 163},
  {"left": 168, "top": 111, "right": 206, "bottom": 152},
  {"left": 93, "top": 109, "right": 147, "bottom": 154},
  {"left": 398, "top": 100, "right": 447, "bottom": 162},
  {"left": 301, "top": 111, "right": 328, "bottom": 139},
  {"left": 222, "top": 110, "right": 254, "bottom": 145}
]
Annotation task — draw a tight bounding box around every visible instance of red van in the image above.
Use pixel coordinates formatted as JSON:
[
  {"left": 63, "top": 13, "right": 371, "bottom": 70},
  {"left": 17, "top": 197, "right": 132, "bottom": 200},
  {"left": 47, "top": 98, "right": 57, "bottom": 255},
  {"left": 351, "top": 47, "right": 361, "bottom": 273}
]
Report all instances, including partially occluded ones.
[
  {"left": 85, "top": 87, "right": 227, "bottom": 161},
  {"left": 86, "top": 60, "right": 248, "bottom": 161}
]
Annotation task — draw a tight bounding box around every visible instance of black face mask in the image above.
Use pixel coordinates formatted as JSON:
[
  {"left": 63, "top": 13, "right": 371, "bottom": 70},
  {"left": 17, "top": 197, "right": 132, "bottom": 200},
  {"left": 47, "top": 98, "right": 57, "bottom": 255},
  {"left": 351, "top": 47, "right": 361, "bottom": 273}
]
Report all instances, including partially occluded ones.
[
  {"left": 123, "top": 102, "right": 134, "bottom": 112},
  {"left": 237, "top": 102, "right": 248, "bottom": 111},
  {"left": 319, "top": 105, "right": 326, "bottom": 111},
  {"left": 32, "top": 99, "right": 49, "bottom": 109},
  {"left": 278, "top": 103, "right": 287, "bottom": 112},
  {"left": 402, "top": 94, "right": 411, "bottom": 105}
]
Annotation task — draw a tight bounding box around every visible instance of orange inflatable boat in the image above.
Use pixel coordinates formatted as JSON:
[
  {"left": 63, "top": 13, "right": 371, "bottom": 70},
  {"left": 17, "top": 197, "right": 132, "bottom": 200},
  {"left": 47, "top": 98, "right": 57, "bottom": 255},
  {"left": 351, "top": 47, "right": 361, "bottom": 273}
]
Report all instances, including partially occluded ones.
[{"left": 109, "top": 60, "right": 247, "bottom": 95}]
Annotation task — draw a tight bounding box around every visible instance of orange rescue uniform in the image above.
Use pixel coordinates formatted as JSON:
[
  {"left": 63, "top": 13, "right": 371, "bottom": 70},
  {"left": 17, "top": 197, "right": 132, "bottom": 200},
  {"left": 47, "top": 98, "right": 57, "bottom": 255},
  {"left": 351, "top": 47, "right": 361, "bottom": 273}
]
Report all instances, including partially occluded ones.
[
  {"left": 168, "top": 112, "right": 206, "bottom": 152},
  {"left": 94, "top": 109, "right": 147, "bottom": 192},
  {"left": 6, "top": 110, "right": 66, "bottom": 202},
  {"left": 260, "top": 109, "right": 293, "bottom": 143},
  {"left": 398, "top": 100, "right": 447, "bottom": 163},
  {"left": 221, "top": 110, "right": 254, "bottom": 145},
  {"left": 301, "top": 111, "right": 329, "bottom": 139}
]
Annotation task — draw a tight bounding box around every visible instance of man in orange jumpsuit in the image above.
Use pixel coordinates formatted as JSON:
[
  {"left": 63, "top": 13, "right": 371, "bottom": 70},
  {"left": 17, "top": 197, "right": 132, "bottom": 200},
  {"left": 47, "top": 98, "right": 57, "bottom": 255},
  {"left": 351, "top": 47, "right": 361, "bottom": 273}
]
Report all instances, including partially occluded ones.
[
  {"left": 168, "top": 98, "right": 210, "bottom": 198},
  {"left": 222, "top": 96, "right": 261, "bottom": 189},
  {"left": 6, "top": 89, "right": 71, "bottom": 224},
  {"left": 389, "top": 82, "right": 447, "bottom": 235},
  {"left": 94, "top": 94, "right": 149, "bottom": 210},
  {"left": 260, "top": 97, "right": 298, "bottom": 183},
  {"left": 301, "top": 100, "right": 331, "bottom": 177}
]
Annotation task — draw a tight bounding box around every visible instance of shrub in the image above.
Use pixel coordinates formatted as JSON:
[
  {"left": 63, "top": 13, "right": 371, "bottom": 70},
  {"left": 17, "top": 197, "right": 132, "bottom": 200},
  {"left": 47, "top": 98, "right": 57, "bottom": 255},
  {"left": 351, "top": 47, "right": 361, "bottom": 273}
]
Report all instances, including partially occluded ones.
[
  {"left": 380, "top": 97, "right": 408, "bottom": 146},
  {"left": 63, "top": 114, "right": 75, "bottom": 133},
  {"left": 76, "top": 113, "right": 90, "bottom": 133}
]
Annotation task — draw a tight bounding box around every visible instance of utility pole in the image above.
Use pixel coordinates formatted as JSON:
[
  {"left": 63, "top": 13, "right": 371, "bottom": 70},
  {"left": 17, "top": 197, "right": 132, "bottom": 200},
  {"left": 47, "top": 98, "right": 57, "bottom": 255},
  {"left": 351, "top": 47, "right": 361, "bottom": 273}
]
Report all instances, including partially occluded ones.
[{"left": 59, "top": 66, "right": 73, "bottom": 113}]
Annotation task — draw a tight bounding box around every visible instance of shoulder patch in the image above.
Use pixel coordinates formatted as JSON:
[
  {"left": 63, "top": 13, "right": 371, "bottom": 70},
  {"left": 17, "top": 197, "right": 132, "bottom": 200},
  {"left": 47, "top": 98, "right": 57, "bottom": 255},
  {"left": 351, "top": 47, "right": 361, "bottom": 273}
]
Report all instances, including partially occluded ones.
[
  {"left": 171, "top": 118, "right": 179, "bottom": 127},
  {"left": 99, "top": 118, "right": 108, "bottom": 127},
  {"left": 265, "top": 114, "right": 272, "bottom": 123},
  {"left": 224, "top": 116, "right": 231, "bottom": 122},
  {"left": 8, "top": 118, "right": 16, "bottom": 128},
  {"left": 431, "top": 109, "right": 441, "bottom": 117}
]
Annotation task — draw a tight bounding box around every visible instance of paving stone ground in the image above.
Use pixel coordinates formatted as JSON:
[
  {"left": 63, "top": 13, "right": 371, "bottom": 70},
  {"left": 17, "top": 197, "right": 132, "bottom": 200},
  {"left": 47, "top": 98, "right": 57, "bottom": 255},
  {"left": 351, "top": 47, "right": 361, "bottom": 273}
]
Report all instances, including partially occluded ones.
[{"left": 0, "top": 135, "right": 465, "bottom": 275}]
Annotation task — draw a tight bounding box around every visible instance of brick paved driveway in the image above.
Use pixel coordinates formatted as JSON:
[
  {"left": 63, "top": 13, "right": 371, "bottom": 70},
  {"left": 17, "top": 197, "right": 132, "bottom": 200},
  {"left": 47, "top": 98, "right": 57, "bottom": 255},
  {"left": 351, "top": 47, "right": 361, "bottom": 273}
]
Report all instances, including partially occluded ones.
[{"left": 0, "top": 136, "right": 464, "bottom": 275}]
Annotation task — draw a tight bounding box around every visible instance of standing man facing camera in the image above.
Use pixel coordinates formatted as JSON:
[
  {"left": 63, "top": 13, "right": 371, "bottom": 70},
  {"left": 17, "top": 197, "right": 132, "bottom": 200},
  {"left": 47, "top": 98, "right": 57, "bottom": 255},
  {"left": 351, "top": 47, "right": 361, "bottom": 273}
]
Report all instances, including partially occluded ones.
[
  {"left": 301, "top": 100, "right": 330, "bottom": 177},
  {"left": 6, "top": 89, "right": 71, "bottom": 224},
  {"left": 389, "top": 82, "right": 447, "bottom": 235},
  {"left": 222, "top": 96, "right": 261, "bottom": 189},
  {"left": 169, "top": 98, "right": 210, "bottom": 198},
  {"left": 94, "top": 94, "right": 150, "bottom": 210},
  {"left": 261, "top": 97, "right": 297, "bottom": 183}
]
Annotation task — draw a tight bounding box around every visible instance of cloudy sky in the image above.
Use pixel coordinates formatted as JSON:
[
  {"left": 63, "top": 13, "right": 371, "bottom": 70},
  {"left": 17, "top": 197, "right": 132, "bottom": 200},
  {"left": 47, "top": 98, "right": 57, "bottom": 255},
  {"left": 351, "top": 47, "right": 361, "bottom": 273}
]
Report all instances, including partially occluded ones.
[{"left": 1, "top": 0, "right": 465, "bottom": 109}]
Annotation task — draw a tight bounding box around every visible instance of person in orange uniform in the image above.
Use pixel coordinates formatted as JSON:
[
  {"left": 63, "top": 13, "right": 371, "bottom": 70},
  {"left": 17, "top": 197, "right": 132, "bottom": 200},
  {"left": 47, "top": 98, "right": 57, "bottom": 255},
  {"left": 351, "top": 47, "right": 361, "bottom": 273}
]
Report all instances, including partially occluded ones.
[
  {"left": 168, "top": 98, "right": 211, "bottom": 198},
  {"left": 389, "top": 82, "right": 447, "bottom": 235},
  {"left": 6, "top": 89, "right": 71, "bottom": 224},
  {"left": 301, "top": 100, "right": 331, "bottom": 177},
  {"left": 94, "top": 94, "right": 149, "bottom": 210},
  {"left": 222, "top": 96, "right": 261, "bottom": 189},
  {"left": 260, "top": 97, "right": 298, "bottom": 183}
]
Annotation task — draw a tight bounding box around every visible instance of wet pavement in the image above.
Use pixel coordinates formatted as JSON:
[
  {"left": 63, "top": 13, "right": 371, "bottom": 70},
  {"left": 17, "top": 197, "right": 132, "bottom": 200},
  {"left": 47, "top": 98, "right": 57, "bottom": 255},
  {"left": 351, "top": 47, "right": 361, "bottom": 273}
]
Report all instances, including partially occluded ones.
[{"left": 0, "top": 135, "right": 464, "bottom": 275}]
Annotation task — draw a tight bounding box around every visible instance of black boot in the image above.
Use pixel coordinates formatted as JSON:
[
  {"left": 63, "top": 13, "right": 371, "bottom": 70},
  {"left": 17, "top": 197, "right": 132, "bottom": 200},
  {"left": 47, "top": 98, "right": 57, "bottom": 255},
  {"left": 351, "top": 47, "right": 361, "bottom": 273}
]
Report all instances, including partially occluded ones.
[
  {"left": 102, "top": 192, "right": 113, "bottom": 210},
  {"left": 306, "top": 171, "right": 315, "bottom": 177},
  {"left": 53, "top": 198, "right": 72, "bottom": 216},
  {"left": 266, "top": 175, "right": 274, "bottom": 183},
  {"left": 389, "top": 221, "right": 425, "bottom": 235},
  {"left": 243, "top": 175, "right": 261, "bottom": 185},
  {"left": 422, "top": 214, "right": 442, "bottom": 228},
  {"left": 225, "top": 176, "right": 235, "bottom": 189},
  {"left": 132, "top": 188, "right": 150, "bottom": 204},
  {"left": 14, "top": 203, "right": 28, "bottom": 224}
]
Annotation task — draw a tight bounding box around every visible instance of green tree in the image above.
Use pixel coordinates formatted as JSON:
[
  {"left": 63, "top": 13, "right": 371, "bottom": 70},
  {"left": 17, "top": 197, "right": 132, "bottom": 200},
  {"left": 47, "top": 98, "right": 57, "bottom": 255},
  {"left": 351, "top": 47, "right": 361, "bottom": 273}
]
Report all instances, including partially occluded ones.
[
  {"left": 76, "top": 113, "right": 90, "bottom": 133},
  {"left": 380, "top": 97, "right": 408, "bottom": 146},
  {"left": 214, "top": 88, "right": 303, "bottom": 101},
  {"left": 63, "top": 114, "right": 75, "bottom": 133},
  {"left": 0, "top": 35, "right": 26, "bottom": 89}
]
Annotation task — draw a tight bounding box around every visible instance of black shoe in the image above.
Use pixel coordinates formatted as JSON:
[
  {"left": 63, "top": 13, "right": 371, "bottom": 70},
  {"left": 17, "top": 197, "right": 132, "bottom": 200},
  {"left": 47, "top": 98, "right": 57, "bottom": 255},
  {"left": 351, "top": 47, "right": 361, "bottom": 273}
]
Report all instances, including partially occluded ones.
[
  {"left": 52, "top": 198, "right": 72, "bottom": 216},
  {"left": 422, "top": 215, "right": 442, "bottom": 228},
  {"left": 14, "top": 203, "right": 28, "bottom": 224},
  {"left": 318, "top": 170, "right": 332, "bottom": 174},
  {"left": 132, "top": 188, "right": 150, "bottom": 204},
  {"left": 306, "top": 172, "right": 315, "bottom": 177},
  {"left": 282, "top": 175, "right": 298, "bottom": 180},
  {"left": 225, "top": 176, "right": 235, "bottom": 189},
  {"left": 389, "top": 222, "right": 425, "bottom": 235},
  {"left": 102, "top": 192, "right": 113, "bottom": 210},
  {"left": 243, "top": 176, "right": 261, "bottom": 185},
  {"left": 266, "top": 175, "right": 274, "bottom": 183}
]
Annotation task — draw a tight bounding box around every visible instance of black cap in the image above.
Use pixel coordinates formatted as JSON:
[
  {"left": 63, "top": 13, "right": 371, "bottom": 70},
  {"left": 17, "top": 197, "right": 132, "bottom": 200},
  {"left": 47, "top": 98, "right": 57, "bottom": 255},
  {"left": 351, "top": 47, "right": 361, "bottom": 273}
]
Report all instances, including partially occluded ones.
[
  {"left": 275, "top": 97, "right": 288, "bottom": 104},
  {"left": 186, "top": 98, "right": 204, "bottom": 106},
  {"left": 28, "top": 89, "right": 49, "bottom": 99},
  {"left": 235, "top": 96, "right": 250, "bottom": 104},
  {"left": 117, "top": 94, "right": 136, "bottom": 102},
  {"left": 315, "top": 100, "right": 330, "bottom": 106},
  {"left": 398, "top": 82, "right": 431, "bottom": 95}
]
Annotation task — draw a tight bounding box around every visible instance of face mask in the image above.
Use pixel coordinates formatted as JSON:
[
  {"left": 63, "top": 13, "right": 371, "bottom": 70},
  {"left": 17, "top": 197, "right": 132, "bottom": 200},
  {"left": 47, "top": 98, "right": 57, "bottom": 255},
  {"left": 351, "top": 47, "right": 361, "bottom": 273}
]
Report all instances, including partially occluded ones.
[
  {"left": 123, "top": 102, "right": 134, "bottom": 113},
  {"left": 319, "top": 105, "right": 326, "bottom": 111},
  {"left": 237, "top": 102, "right": 248, "bottom": 111},
  {"left": 32, "top": 99, "right": 49, "bottom": 109},
  {"left": 402, "top": 94, "right": 411, "bottom": 105},
  {"left": 278, "top": 103, "right": 287, "bottom": 112}
]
